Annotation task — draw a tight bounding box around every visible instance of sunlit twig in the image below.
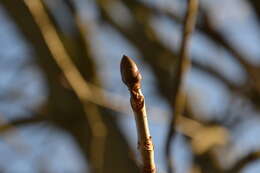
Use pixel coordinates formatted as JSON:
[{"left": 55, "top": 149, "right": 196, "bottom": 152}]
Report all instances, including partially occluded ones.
[{"left": 121, "top": 55, "right": 156, "bottom": 173}]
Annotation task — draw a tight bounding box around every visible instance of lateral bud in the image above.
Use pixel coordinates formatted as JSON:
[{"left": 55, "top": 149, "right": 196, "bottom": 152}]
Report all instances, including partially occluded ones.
[{"left": 120, "top": 55, "right": 142, "bottom": 90}]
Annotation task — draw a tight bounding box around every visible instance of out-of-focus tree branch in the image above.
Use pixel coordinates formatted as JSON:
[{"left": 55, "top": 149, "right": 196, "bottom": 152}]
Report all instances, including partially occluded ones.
[
  {"left": 24, "top": 1, "right": 107, "bottom": 172},
  {"left": 96, "top": 1, "right": 260, "bottom": 172},
  {"left": 0, "top": 115, "right": 45, "bottom": 133},
  {"left": 150, "top": 3, "right": 260, "bottom": 110},
  {"left": 165, "top": 1, "right": 199, "bottom": 173},
  {"left": 1, "top": 0, "right": 139, "bottom": 172},
  {"left": 247, "top": 0, "right": 260, "bottom": 24},
  {"left": 1, "top": 0, "right": 259, "bottom": 172},
  {"left": 228, "top": 151, "right": 260, "bottom": 172},
  {"left": 97, "top": 0, "right": 243, "bottom": 104}
]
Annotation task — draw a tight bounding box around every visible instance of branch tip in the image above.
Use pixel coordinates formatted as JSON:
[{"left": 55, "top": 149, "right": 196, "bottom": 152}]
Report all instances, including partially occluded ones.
[{"left": 120, "top": 55, "right": 142, "bottom": 90}]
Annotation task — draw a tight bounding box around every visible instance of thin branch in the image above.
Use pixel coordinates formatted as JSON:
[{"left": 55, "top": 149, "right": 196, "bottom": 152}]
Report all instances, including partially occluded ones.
[
  {"left": 0, "top": 115, "right": 45, "bottom": 133},
  {"left": 165, "top": 1, "right": 199, "bottom": 173},
  {"left": 228, "top": 151, "right": 260, "bottom": 173},
  {"left": 121, "top": 55, "right": 156, "bottom": 173}
]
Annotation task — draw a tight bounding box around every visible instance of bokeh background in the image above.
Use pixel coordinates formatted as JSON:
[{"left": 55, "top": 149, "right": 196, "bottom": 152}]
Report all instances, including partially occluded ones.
[{"left": 1, "top": 0, "right": 260, "bottom": 173}]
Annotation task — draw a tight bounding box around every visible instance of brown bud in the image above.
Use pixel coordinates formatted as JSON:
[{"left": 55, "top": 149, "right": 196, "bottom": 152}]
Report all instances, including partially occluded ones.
[{"left": 120, "top": 55, "right": 142, "bottom": 90}]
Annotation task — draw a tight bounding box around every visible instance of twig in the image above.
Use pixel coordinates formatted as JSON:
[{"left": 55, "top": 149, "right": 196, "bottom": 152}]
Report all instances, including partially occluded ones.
[
  {"left": 120, "top": 55, "right": 156, "bottom": 173},
  {"left": 165, "top": 0, "right": 199, "bottom": 173}
]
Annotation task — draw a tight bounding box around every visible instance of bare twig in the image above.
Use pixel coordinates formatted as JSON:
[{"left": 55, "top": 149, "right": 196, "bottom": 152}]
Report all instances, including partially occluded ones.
[
  {"left": 120, "top": 55, "right": 156, "bottom": 173},
  {"left": 165, "top": 0, "right": 199, "bottom": 172}
]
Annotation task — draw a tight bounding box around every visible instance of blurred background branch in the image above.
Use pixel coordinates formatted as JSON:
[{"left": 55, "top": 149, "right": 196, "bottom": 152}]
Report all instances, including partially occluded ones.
[
  {"left": 0, "top": 0, "right": 260, "bottom": 173},
  {"left": 165, "top": 1, "right": 198, "bottom": 173}
]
